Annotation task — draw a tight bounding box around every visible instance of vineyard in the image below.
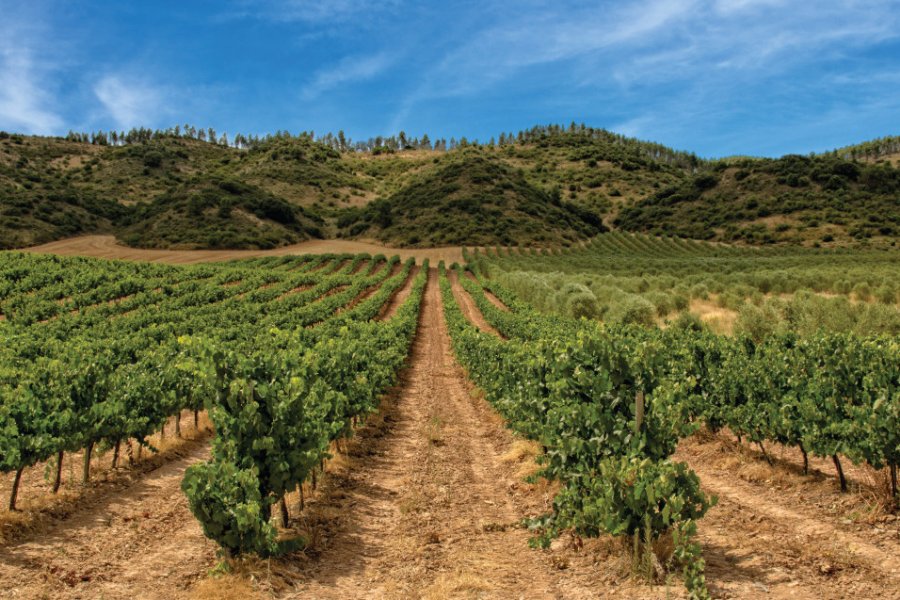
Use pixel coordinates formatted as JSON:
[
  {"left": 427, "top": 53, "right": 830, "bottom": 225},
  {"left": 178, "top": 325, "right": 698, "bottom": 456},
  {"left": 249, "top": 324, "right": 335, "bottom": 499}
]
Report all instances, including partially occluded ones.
[{"left": 0, "top": 237, "right": 898, "bottom": 599}]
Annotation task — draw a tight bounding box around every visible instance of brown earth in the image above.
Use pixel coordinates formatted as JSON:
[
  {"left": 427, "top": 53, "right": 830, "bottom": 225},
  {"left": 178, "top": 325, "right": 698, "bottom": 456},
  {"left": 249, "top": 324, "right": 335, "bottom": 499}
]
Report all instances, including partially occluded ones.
[
  {"left": 461, "top": 270, "right": 509, "bottom": 313},
  {"left": 377, "top": 266, "right": 420, "bottom": 321},
  {"left": 448, "top": 270, "right": 504, "bottom": 339},
  {"left": 21, "top": 235, "right": 465, "bottom": 265},
  {"left": 676, "top": 434, "right": 900, "bottom": 599},
  {"left": 0, "top": 415, "right": 216, "bottom": 599},
  {"left": 0, "top": 411, "right": 210, "bottom": 545}
]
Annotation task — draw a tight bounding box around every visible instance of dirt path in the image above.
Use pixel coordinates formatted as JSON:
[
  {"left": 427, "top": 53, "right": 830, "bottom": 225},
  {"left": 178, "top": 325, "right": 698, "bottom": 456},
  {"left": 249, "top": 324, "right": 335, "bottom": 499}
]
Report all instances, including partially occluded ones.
[
  {"left": 22, "top": 235, "right": 465, "bottom": 265},
  {"left": 462, "top": 271, "right": 509, "bottom": 312},
  {"left": 377, "top": 266, "right": 419, "bottom": 321},
  {"left": 0, "top": 442, "right": 216, "bottom": 600},
  {"left": 448, "top": 270, "right": 504, "bottom": 339},
  {"left": 283, "top": 270, "right": 609, "bottom": 599},
  {"left": 679, "top": 449, "right": 900, "bottom": 599}
]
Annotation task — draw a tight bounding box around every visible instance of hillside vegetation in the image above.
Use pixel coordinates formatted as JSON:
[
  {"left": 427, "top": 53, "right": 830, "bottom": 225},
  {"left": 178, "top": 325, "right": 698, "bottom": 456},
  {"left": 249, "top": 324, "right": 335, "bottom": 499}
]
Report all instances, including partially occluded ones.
[
  {"left": 337, "top": 152, "right": 604, "bottom": 247},
  {"left": 1, "top": 126, "right": 898, "bottom": 249},
  {"left": 617, "top": 154, "right": 900, "bottom": 245}
]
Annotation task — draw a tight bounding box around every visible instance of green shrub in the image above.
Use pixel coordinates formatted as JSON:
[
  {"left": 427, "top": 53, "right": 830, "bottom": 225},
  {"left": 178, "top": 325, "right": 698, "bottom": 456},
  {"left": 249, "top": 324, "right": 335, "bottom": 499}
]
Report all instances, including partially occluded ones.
[
  {"left": 689, "top": 283, "right": 709, "bottom": 300},
  {"left": 608, "top": 295, "right": 656, "bottom": 327},
  {"left": 875, "top": 284, "right": 897, "bottom": 305},
  {"left": 734, "top": 302, "right": 783, "bottom": 342},
  {"left": 852, "top": 282, "right": 872, "bottom": 302}
]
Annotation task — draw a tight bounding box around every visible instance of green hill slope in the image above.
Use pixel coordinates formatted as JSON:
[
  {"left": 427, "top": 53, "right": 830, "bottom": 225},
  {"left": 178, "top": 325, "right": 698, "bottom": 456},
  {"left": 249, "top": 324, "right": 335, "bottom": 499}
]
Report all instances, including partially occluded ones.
[
  {"left": 1, "top": 126, "right": 898, "bottom": 249},
  {"left": 336, "top": 152, "right": 605, "bottom": 246},
  {"left": 616, "top": 154, "right": 900, "bottom": 245}
]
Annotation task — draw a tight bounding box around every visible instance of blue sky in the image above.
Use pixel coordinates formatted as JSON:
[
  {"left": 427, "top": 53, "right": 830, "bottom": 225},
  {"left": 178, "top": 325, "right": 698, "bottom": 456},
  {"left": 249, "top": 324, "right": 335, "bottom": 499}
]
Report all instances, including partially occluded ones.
[{"left": 1, "top": 0, "right": 899, "bottom": 157}]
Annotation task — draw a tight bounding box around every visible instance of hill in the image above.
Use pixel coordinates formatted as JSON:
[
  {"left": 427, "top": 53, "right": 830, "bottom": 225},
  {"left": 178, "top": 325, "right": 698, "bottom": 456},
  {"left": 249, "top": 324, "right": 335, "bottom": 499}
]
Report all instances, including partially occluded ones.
[
  {"left": 615, "top": 154, "right": 900, "bottom": 245},
  {"left": 118, "top": 177, "right": 325, "bottom": 249},
  {"left": 336, "top": 152, "right": 605, "bottom": 246},
  {"left": 1, "top": 126, "right": 899, "bottom": 249}
]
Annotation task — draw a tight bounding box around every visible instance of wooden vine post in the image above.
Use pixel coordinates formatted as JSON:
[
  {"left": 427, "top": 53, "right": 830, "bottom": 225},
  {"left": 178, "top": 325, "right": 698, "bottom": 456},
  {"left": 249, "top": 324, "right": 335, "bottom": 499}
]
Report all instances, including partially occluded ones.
[{"left": 634, "top": 390, "right": 644, "bottom": 435}]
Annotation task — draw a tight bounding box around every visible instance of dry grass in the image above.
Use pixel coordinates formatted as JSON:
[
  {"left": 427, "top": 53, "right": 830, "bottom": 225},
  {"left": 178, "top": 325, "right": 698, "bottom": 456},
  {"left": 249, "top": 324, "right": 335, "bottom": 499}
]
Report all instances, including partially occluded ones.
[
  {"left": 500, "top": 438, "right": 544, "bottom": 480},
  {"left": 25, "top": 234, "right": 466, "bottom": 265},
  {"left": 688, "top": 298, "right": 737, "bottom": 334},
  {"left": 859, "top": 465, "right": 899, "bottom": 515},
  {"left": 421, "top": 569, "right": 493, "bottom": 599},
  {"left": 191, "top": 573, "right": 267, "bottom": 600}
]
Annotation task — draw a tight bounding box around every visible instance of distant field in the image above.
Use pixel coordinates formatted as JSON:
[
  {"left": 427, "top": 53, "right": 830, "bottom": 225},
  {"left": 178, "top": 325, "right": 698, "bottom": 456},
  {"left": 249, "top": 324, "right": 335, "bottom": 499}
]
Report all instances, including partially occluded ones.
[{"left": 22, "top": 234, "right": 465, "bottom": 264}]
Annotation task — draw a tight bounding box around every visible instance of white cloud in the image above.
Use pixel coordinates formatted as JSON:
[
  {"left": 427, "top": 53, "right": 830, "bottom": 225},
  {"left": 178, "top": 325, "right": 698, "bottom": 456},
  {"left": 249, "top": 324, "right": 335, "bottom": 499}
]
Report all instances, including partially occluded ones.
[
  {"left": 93, "top": 75, "right": 166, "bottom": 128},
  {"left": 0, "top": 16, "right": 62, "bottom": 134},
  {"left": 301, "top": 53, "right": 392, "bottom": 100}
]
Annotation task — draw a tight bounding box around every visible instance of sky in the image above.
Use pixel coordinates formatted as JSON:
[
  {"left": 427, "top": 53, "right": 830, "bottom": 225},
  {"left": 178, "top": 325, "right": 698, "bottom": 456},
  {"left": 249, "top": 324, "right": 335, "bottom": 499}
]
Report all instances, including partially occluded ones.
[{"left": 1, "top": 0, "right": 899, "bottom": 157}]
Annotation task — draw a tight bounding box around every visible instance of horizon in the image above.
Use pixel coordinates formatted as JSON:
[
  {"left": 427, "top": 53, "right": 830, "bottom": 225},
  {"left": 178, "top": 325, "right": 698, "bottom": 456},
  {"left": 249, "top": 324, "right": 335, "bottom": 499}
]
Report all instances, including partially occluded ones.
[{"left": 2, "top": 1, "right": 900, "bottom": 159}]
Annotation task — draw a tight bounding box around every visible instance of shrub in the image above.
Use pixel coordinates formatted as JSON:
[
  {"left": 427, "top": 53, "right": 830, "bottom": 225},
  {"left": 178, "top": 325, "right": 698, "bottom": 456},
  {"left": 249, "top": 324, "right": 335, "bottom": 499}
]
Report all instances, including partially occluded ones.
[
  {"left": 567, "top": 292, "right": 602, "bottom": 319},
  {"left": 143, "top": 151, "right": 164, "bottom": 168},
  {"left": 670, "top": 311, "right": 705, "bottom": 332},
  {"left": 852, "top": 282, "right": 872, "bottom": 302},
  {"left": 608, "top": 295, "right": 656, "bottom": 327},
  {"left": 874, "top": 284, "right": 897, "bottom": 305},
  {"left": 734, "top": 302, "right": 782, "bottom": 342},
  {"left": 689, "top": 284, "right": 709, "bottom": 300}
]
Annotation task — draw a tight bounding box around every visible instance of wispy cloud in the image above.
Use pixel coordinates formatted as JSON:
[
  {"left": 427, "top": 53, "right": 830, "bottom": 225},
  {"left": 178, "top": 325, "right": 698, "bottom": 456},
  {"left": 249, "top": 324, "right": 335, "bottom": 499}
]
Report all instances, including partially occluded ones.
[
  {"left": 0, "top": 13, "right": 62, "bottom": 134},
  {"left": 301, "top": 53, "right": 393, "bottom": 100},
  {"left": 226, "top": 0, "right": 402, "bottom": 23},
  {"left": 391, "top": 0, "right": 900, "bottom": 134},
  {"left": 93, "top": 75, "right": 168, "bottom": 129}
]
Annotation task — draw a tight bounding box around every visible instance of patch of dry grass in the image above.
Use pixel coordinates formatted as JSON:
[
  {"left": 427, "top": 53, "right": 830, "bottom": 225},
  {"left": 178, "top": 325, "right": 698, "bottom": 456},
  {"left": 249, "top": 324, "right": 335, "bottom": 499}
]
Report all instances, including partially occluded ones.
[
  {"left": 501, "top": 438, "right": 543, "bottom": 480},
  {"left": 191, "top": 573, "right": 268, "bottom": 600},
  {"left": 689, "top": 298, "right": 737, "bottom": 335},
  {"left": 421, "top": 569, "right": 494, "bottom": 599}
]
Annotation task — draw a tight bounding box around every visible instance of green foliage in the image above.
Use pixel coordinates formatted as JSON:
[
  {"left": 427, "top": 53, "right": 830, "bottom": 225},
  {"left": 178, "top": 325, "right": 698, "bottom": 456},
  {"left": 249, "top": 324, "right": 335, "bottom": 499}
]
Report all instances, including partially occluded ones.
[
  {"left": 0, "top": 251, "right": 425, "bottom": 531},
  {"left": 181, "top": 461, "right": 278, "bottom": 556},
  {"left": 616, "top": 154, "right": 900, "bottom": 246},
  {"left": 339, "top": 152, "right": 605, "bottom": 247},
  {"left": 120, "top": 177, "right": 324, "bottom": 249},
  {"left": 2, "top": 128, "right": 897, "bottom": 249},
  {"left": 484, "top": 232, "right": 899, "bottom": 336},
  {"left": 440, "top": 265, "right": 715, "bottom": 596},
  {"left": 178, "top": 262, "right": 428, "bottom": 555}
]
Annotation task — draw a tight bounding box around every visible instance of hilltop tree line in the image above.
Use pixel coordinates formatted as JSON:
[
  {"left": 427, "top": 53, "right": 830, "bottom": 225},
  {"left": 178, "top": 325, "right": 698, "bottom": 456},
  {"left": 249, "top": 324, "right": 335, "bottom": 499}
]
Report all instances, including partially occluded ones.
[
  {"left": 834, "top": 135, "right": 900, "bottom": 162},
  {"left": 53, "top": 122, "right": 702, "bottom": 164},
  {"left": 10, "top": 123, "right": 893, "bottom": 167}
]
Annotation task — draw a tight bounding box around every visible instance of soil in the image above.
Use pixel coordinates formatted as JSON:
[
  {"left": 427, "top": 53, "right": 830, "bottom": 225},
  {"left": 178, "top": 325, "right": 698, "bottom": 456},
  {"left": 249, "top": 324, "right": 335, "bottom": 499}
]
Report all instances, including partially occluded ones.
[
  {"left": 677, "top": 434, "right": 900, "bottom": 599},
  {"left": 462, "top": 271, "right": 509, "bottom": 312},
  {"left": 0, "top": 416, "right": 217, "bottom": 599},
  {"left": 448, "top": 270, "right": 504, "bottom": 339},
  {"left": 377, "top": 266, "right": 420, "bottom": 321}
]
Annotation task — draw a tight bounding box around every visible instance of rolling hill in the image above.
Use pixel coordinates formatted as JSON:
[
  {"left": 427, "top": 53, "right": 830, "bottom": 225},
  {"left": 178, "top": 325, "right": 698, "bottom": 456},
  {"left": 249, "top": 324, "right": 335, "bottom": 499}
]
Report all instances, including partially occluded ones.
[{"left": 1, "top": 126, "right": 898, "bottom": 249}]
